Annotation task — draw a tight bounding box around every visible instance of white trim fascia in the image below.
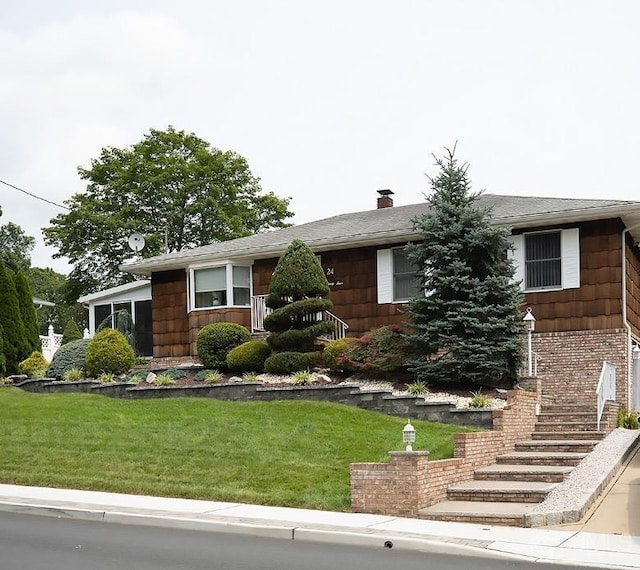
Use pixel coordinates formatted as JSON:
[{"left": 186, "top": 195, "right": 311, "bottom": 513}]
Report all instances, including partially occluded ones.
[{"left": 78, "top": 280, "right": 151, "bottom": 303}]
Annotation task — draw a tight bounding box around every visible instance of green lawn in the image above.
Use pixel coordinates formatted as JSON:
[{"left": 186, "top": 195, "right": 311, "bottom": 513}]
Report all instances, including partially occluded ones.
[{"left": 0, "top": 388, "right": 479, "bottom": 511}]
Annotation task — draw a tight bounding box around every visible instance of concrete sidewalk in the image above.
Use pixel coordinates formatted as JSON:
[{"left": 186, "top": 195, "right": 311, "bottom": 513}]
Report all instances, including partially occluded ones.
[
  {"left": 1, "top": 459, "right": 640, "bottom": 570},
  {"left": 548, "top": 440, "right": 640, "bottom": 536}
]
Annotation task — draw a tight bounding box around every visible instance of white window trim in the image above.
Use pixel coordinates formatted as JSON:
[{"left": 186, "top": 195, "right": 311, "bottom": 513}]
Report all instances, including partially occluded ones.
[
  {"left": 508, "top": 228, "right": 580, "bottom": 292},
  {"left": 187, "top": 261, "right": 253, "bottom": 312}
]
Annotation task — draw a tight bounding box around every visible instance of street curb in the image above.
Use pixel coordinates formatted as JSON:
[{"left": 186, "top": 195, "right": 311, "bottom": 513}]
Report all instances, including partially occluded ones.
[{"left": 0, "top": 500, "right": 530, "bottom": 561}]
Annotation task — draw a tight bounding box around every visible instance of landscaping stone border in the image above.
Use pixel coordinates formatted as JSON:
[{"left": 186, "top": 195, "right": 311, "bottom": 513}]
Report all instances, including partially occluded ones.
[{"left": 12, "top": 378, "right": 494, "bottom": 428}]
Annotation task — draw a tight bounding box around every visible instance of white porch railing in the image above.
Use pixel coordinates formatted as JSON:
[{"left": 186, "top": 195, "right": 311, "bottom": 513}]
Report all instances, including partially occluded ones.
[
  {"left": 596, "top": 360, "right": 616, "bottom": 431},
  {"left": 251, "top": 294, "right": 349, "bottom": 341},
  {"left": 40, "top": 325, "right": 63, "bottom": 363}
]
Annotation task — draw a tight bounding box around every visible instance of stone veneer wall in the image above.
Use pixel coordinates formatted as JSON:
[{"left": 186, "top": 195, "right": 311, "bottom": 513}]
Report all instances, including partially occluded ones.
[
  {"left": 350, "top": 388, "right": 539, "bottom": 517},
  {"left": 532, "top": 328, "right": 629, "bottom": 406}
]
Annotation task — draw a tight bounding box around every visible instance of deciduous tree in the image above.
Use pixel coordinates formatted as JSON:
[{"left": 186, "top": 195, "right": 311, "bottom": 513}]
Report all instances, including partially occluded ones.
[{"left": 43, "top": 126, "right": 293, "bottom": 299}]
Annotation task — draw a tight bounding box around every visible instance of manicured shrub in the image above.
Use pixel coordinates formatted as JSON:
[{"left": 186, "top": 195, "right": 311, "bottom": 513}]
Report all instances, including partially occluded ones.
[
  {"left": 18, "top": 351, "right": 48, "bottom": 378},
  {"left": 196, "top": 322, "right": 250, "bottom": 371},
  {"left": 264, "top": 351, "right": 321, "bottom": 375},
  {"left": 46, "top": 338, "right": 91, "bottom": 379},
  {"left": 339, "top": 325, "right": 412, "bottom": 378},
  {"left": 61, "top": 319, "right": 83, "bottom": 345},
  {"left": 85, "top": 328, "right": 136, "bottom": 377},
  {"left": 265, "top": 240, "right": 335, "bottom": 355},
  {"left": 322, "top": 337, "right": 357, "bottom": 374},
  {"left": 226, "top": 341, "right": 271, "bottom": 373}
]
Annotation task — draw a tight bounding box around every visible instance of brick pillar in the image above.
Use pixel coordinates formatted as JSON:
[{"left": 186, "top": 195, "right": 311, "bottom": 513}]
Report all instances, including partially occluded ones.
[{"left": 350, "top": 451, "right": 430, "bottom": 517}]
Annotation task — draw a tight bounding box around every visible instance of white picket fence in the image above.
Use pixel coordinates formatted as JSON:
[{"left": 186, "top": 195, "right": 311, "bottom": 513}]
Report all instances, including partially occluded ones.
[{"left": 39, "top": 325, "right": 90, "bottom": 362}]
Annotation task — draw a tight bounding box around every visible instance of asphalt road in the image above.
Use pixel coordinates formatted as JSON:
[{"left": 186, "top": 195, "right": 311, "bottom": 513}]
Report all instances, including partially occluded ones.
[{"left": 0, "top": 511, "right": 578, "bottom": 570}]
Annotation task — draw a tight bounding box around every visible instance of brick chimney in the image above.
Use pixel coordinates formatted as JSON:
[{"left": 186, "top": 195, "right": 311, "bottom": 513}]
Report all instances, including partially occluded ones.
[{"left": 377, "top": 189, "right": 394, "bottom": 209}]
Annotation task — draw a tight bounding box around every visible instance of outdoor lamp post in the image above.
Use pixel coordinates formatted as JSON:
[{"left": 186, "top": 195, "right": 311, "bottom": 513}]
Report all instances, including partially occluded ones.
[
  {"left": 523, "top": 307, "right": 536, "bottom": 377},
  {"left": 402, "top": 420, "right": 415, "bottom": 452}
]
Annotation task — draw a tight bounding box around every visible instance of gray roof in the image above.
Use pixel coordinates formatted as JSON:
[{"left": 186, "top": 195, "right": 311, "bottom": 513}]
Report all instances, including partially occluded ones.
[{"left": 122, "top": 194, "right": 640, "bottom": 276}]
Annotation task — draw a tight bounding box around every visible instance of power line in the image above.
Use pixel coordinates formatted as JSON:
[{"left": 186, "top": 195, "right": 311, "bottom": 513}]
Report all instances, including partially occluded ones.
[{"left": 0, "top": 178, "right": 70, "bottom": 210}]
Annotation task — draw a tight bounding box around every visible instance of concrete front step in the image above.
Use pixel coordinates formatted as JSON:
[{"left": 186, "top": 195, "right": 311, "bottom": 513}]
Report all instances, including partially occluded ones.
[
  {"left": 497, "top": 451, "right": 587, "bottom": 466},
  {"left": 534, "top": 420, "right": 600, "bottom": 432},
  {"left": 541, "top": 404, "right": 597, "bottom": 413},
  {"left": 515, "top": 439, "right": 599, "bottom": 453},
  {"left": 537, "top": 412, "right": 597, "bottom": 423},
  {"left": 531, "top": 430, "right": 606, "bottom": 441},
  {"left": 474, "top": 463, "right": 573, "bottom": 483},
  {"left": 446, "top": 480, "right": 555, "bottom": 503},
  {"left": 419, "top": 500, "right": 530, "bottom": 526}
]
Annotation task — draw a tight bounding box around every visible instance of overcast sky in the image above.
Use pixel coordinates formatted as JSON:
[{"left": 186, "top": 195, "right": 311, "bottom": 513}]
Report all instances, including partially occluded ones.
[{"left": 1, "top": 0, "right": 639, "bottom": 274}]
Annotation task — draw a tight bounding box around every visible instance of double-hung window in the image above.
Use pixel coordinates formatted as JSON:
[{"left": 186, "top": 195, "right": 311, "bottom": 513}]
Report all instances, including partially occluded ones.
[
  {"left": 393, "top": 248, "right": 421, "bottom": 301},
  {"left": 508, "top": 228, "right": 580, "bottom": 292},
  {"left": 190, "top": 264, "right": 252, "bottom": 309},
  {"left": 377, "top": 247, "right": 421, "bottom": 303}
]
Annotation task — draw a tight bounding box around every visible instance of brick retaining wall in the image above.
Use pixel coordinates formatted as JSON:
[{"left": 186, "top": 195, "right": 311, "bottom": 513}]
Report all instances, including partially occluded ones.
[{"left": 350, "top": 387, "right": 539, "bottom": 517}]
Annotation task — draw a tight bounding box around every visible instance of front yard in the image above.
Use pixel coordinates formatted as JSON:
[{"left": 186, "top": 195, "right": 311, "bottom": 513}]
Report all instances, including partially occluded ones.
[{"left": 0, "top": 388, "right": 479, "bottom": 511}]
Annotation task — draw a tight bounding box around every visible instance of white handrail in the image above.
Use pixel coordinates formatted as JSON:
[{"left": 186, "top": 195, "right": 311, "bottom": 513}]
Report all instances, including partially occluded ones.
[
  {"left": 596, "top": 361, "right": 616, "bottom": 431},
  {"left": 251, "top": 294, "right": 349, "bottom": 341}
]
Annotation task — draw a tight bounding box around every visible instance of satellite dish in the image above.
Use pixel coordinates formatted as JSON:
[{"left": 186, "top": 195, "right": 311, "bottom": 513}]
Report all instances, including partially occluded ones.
[{"left": 127, "top": 233, "right": 146, "bottom": 253}]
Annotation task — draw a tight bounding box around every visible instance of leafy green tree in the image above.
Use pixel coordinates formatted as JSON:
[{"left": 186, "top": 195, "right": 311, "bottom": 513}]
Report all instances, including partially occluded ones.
[
  {"left": 0, "top": 261, "right": 27, "bottom": 373},
  {"left": 0, "top": 221, "right": 35, "bottom": 271},
  {"left": 405, "top": 147, "right": 524, "bottom": 389},
  {"left": 27, "top": 267, "right": 86, "bottom": 335},
  {"left": 14, "top": 269, "right": 40, "bottom": 355},
  {"left": 263, "top": 240, "right": 334, "bottom": 372},
  {"left": 43, "top": 126, "right": 293, "bottom": 299}
]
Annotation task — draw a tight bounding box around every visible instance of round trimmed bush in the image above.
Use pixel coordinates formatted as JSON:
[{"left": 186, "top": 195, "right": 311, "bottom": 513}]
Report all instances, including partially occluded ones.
[
  {"left": 85, "top": 328, "right": 136, "bottom": 377},
  {"left": 263, "top": 351, "right": 321, "bottom": 375},
  {"left": 322, "top": 337, "right": 357, "bottom": 374},
  {"left": 46, "top": 338, "right": 91, "bottom": 379},
  {"left": 18, "top": 351, "right": 49, "bottom": 378},
  {"left": 197, "top": 323, "right": 251, "bottom": 371},
  {"left": 226, "top": 340, "right": 271, "bottom": 373}
]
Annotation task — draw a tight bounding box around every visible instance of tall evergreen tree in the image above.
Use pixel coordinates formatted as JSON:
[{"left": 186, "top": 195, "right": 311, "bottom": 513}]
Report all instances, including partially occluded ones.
[
  {"left": 0, "top": 261, "right": 28, "bottom": 373},
  {"left": 15, "top": 269, "right": 40, "bottom": 355},
  {"left": 405, "top": 147, "right": 524, "bottom": 388},
  {"left": 0, "top": 325, "right": 6, "bottom": 377}
]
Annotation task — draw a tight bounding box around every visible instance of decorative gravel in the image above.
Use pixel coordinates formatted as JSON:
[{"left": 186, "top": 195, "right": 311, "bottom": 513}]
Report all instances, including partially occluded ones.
[
  {"left": 256, "top": 373, "right": 507, "bottom": 410},
  {"left": 527, "top": 428, "right": 640, "bottom": 524}
]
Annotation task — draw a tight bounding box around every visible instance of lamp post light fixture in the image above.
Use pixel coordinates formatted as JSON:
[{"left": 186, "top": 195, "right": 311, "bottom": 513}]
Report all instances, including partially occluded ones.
[
  {"left": 402, "top": 420, "right": 416, "bottom": 452},
  {"left": 523, "top": 307, "right": 536, "bottom": 377}
]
